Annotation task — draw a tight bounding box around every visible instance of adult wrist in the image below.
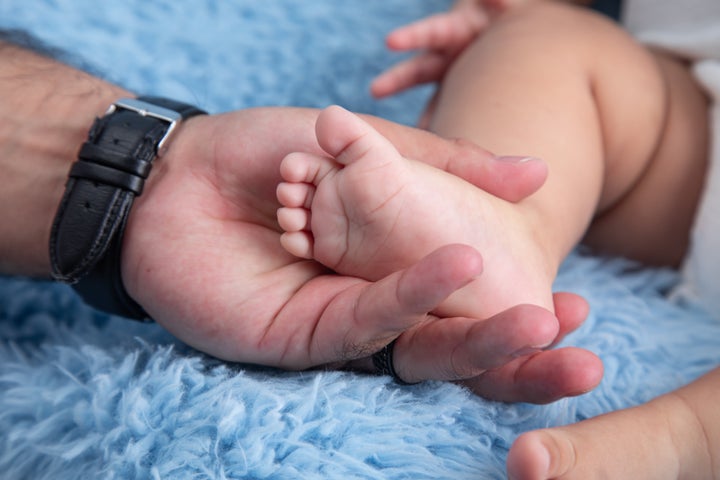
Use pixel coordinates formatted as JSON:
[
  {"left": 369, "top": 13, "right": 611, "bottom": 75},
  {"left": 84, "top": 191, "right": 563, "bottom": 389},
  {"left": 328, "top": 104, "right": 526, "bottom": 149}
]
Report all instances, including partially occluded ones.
[
  {"left": 0, "top": 40, "right": 132, "bottom": 275},
  {"left": 49, "top": 96, "right": 207, "bottom": 320}
]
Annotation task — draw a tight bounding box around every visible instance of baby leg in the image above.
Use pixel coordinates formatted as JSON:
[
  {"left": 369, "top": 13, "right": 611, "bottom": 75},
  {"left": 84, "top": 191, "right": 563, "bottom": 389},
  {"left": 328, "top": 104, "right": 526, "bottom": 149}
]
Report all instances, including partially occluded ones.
[
  {"left": 429, "top": 2, "right": 711, "bottom": 475},
  {"left": 430, "top": 2, "right": 708, "bottom": 267},
  {"left": 278, "top": 105, "right": 556, "bottom": 320}
]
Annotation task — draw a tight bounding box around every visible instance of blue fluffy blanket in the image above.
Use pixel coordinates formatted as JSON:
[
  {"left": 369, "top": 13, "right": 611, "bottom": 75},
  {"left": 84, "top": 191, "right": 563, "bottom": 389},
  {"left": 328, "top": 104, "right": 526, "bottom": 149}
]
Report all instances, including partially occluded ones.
[{"left": 1, "top": 1, "right": 718, "bottom": 478}]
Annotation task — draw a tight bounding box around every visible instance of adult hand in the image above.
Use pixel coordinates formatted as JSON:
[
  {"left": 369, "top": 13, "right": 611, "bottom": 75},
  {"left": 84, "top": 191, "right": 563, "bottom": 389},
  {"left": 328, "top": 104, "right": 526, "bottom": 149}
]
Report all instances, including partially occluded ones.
[
  {"left": 0, "top": 37, "right": 599, "bottom": 403},
  {"left": 122, "top": 106, "right": 601, "bottom": 402}
]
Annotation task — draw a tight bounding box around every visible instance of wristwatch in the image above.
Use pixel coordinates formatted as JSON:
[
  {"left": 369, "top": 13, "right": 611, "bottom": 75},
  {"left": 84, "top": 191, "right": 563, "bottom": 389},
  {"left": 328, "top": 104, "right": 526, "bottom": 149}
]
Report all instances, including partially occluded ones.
[{"left": 49, "top": 96, "right": 206, "bottom": 320}]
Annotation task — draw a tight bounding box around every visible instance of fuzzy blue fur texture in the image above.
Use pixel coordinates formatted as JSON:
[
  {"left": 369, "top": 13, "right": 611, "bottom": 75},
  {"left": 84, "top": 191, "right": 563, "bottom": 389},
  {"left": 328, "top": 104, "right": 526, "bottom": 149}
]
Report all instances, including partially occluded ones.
[{"left": 1, "top": 1, "right": 718, "bottom": 478}]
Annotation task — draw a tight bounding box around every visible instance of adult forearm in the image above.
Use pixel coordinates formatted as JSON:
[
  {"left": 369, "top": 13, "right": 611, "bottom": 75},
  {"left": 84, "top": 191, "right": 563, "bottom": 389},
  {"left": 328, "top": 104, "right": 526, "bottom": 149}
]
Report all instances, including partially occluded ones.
[{"left": 0, "top": 40, "right": 131, "bottom": 276}]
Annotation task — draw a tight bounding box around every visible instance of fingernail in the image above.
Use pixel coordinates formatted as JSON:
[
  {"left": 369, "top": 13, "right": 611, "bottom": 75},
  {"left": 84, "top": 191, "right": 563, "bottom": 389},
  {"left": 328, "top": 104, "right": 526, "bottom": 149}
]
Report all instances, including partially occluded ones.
[
  {"left": 496, "top": 155, "right": 539, "bottom": 164},
  {"left": 512, "top": 340, "right": 552, "bottom": 358},
  {"left": 512, "top": 346, "right": 541, "bottom": 358}
]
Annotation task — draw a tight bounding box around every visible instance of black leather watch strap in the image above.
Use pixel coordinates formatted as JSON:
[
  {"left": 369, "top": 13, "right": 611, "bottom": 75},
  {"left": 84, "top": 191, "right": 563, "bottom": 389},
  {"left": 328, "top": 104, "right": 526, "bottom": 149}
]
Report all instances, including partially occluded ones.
[{"left": 50, "top": 96, "right": 206, "bottom": 320}]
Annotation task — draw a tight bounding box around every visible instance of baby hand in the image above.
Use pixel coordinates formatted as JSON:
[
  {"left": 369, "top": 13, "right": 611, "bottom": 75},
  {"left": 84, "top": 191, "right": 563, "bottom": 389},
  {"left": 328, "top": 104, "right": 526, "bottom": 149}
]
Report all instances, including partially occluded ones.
[{"left": 371, "top": 0, "right": 522, "bottom": 99}]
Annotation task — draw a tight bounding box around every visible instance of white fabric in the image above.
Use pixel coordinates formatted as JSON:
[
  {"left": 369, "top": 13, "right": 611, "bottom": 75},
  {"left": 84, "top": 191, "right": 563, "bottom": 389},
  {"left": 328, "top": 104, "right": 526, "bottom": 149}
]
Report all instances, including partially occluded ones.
[
  {"left": 622, "top": 0, "right": 720, "bottom": 317},
  {"left": 622, "top": 0, "right": 720, "bottom": 61}
]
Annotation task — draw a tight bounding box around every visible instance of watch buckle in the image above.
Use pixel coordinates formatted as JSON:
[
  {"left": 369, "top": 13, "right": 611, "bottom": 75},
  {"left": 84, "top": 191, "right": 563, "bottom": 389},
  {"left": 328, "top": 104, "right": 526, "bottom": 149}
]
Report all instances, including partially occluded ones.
[{"left": 108, "top": 98, "right": 182, "bottom": 155}]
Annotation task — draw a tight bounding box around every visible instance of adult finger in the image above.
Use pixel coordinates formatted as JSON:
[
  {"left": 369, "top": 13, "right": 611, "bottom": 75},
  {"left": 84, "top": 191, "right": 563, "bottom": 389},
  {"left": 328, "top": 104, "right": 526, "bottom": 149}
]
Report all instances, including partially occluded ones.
[
  {"left": 391, "top": 304, "right": 561, "bottom": 383},
  {"left": 384, "top": 291, "right": 595, "bottom": 390},
  {"left": 362, "top": 116, "right": 549, "bottom": 203},
  {"left": 548, "top": 291, "right": 590, "bottom": 348},
  {"left": 463, "top": 346, "right": 604, "bottom": 404},
  {"left": 328, "top": 244, "right": 483, "bottom": 362}
]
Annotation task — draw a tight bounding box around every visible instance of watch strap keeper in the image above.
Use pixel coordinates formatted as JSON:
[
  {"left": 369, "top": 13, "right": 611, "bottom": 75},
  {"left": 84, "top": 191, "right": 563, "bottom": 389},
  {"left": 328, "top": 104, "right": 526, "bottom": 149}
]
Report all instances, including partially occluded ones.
[{"left": 49, "top": 96, "right": 206, "bottom": 320}]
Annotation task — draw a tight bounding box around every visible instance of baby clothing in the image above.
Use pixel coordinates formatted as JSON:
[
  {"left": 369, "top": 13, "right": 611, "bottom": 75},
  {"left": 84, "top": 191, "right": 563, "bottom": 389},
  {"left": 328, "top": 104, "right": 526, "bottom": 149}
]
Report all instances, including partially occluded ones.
[{"left": 623, "top": 0, "right": 720, "bottom": 317}]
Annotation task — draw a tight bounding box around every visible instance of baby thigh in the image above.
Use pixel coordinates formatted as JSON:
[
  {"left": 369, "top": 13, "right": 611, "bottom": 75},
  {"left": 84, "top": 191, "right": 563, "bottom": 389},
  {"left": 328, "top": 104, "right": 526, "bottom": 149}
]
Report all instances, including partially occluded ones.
[
  {"left": 584, "top": 50, "right": 710, "bottom": 267},
  {"left": 429, "top": 2, "right": 708, "bottom": 267}
]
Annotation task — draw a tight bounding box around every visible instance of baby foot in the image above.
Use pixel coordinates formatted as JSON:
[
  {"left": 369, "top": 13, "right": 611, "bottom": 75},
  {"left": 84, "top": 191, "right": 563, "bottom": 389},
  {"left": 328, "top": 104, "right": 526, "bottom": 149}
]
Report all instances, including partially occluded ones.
[{"left": 277, "top": 105, "right": 555, "bottom": 319}]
